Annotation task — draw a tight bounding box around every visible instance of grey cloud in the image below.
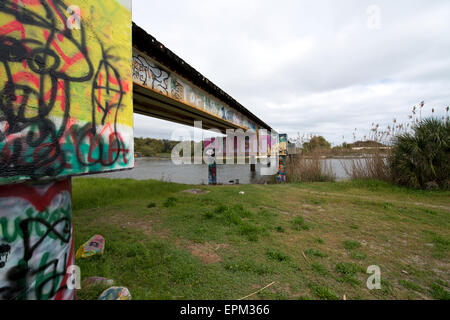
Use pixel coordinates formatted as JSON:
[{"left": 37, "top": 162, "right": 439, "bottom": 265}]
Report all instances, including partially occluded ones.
[{"left": 132, "top": 0, "right": 450, "bottom": 144}]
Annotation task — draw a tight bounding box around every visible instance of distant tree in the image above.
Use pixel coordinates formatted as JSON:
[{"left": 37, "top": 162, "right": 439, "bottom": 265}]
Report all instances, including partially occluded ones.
[
  {"left": 303, "top": 136, "right": 331, "bottom": 153},
  {"left": 350, "top": 140, "right": 385, "bottom": 148}
]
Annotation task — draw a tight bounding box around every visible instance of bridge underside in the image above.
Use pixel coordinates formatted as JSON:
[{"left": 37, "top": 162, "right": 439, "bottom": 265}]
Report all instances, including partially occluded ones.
[{"left": 133, "top": 84, "right": 243, "bottom": 134}]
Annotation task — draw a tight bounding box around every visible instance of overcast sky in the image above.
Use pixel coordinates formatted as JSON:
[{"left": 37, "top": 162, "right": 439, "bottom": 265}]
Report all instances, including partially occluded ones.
[{"left": 132, "top": 0, "right": 450, "bottom": 145}]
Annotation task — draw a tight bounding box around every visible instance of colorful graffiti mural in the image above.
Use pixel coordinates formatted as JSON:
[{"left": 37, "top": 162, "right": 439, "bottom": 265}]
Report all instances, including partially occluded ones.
[
  {"left": 277, "top": 155, "right": 287, "bottom": 183},
  {"left": 0, "top": 178, "right": 74, "bottom": 300},
  {"left": 132, "top": 49, "right": 257, "bottom": 131},
  {"left": 0, "top": 0, "right": 134, "bottom": 185},
  {"left": 278, "top": 134, "right": 288, "bottom": 156},
  {"left": 277, "top": 134, "right": 288, "bottom": 182}
]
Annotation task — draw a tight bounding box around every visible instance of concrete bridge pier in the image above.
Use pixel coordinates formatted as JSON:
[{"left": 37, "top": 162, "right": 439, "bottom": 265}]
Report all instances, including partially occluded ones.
[{"left": 0, "top": 179, "right": 75, "bottom": 300}]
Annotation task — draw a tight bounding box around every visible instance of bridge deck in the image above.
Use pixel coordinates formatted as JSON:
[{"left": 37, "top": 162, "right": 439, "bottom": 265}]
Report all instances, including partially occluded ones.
[{"left": 132, "top": 23, "right": 272, "bottom": 134}]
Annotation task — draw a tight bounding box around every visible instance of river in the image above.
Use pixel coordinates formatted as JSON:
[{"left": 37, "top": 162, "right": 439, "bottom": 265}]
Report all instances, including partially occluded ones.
[{"left": 82, "top": 158, "right": 353, "bottom": 185}]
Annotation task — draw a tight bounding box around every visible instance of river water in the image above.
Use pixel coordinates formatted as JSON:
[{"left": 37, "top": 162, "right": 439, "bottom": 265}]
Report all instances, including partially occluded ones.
[{"left": 84, "top": 158, "right": 353, "bottom": 185}]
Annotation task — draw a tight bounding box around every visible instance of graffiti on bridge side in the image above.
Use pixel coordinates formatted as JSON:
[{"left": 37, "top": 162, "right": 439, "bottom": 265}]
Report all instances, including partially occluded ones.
[
  {"left": 0, "top": 0, "right": 133, "bottom": 185},
  {"left": 0, "top": 178, "right": 74, "bottom": 300},
  {"left": 132, "top": 49, "right": 257, "bottom": 131}
]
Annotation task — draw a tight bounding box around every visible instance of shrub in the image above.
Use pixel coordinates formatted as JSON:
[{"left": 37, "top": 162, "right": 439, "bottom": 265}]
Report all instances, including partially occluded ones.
[{"left": 389, "top": 118, "right": 449, "bottom": 189}]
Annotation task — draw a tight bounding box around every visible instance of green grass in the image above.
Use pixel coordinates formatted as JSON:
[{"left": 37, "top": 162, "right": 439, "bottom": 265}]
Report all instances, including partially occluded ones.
[
  {"left": 343, "top": 240, "right": 361, "bottom": 250},
  {"left": 335, "top": 262, "right": 364, "bottom": 275},
  {"left": 350, "top": 252, "right": 367, "bottom": 260},
  {"left": 147, "top": 202, "right": 157, "bottom": 208},
  {"left": 72, "top": 178, "right": 450, "bottom": 300},
  {"left": 311, "top": 263, "right": 329, "bottom": 276},
  {"left": 224, "top": 259, "right": 273, "bottom": 275},
  {"left": 291, "top": 216, "right": 310, "bottom": 231},
  {"left": 430, "top": 283, "right": 450, "bottom": 300},
  {"left": 305, "top": 248, "right": 328, "bottom": 258},
  {"left": 399, "top": 280, "right": 424, "bottom": 293},
  {"left": 308, "top": 283, "right": 339, "bottom": 300},
  {"left": 266, "top": 249, "right": 291, "bottom": 262},
  {"left": 163, "top": 197, "right": 178, "bottom": 208},
  {"left": 335, "top": 262, "right": 364, "bottom": 285}
]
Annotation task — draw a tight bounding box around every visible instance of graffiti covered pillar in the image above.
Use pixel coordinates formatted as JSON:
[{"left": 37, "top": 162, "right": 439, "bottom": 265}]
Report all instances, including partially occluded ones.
[
  {"left": 277, "top": 134, "right": 288, "bottom": 183},
  {"left": 0, "top": 0, "right": 133, "bottom": 299},
  {"left": 204, "top": 138, "right": 217, "bottom": 185},
  {"left": 0, "top": 179, "right": 74, "bottom": 300}
]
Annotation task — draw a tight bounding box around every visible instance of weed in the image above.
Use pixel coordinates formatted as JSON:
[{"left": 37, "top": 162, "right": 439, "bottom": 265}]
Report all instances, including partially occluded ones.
[
  {"left": 163, "top": 197, "right": 178, "bottom": 208},
  {"left": 291, "top": 216, "right": 309, "bottom": 231},
  {"left": 266, "top": 250, "right": 291, "bottom": 262},
  {"left": 224, "top": 259, "right": 272, "bottom": 275},
  {"left": 147, "top": 202, "right": 157, "bottom": 208},
  {"left": 350, "top": 252, "right": 367, "bottom": 260},
  {"left": 399, "top": 280, "right": 424, "bottom": 293},
  {"left": 335, "top": 262, "right": 363, "bottom": 275},
  {"left": 308, "top": 283, "right": 339, "bottom": 300},
  {"left": 311, "top": 263, "right": 329, "bottom": 276},
  {"left": 203, "top": 212, "right": 215, "bottom": 219},
  {"left": 305, "top": 248, "right": 328, "bottom": 258},
  {"left": 430, "top": 283, "right": 450, "bottom": 300},
  {"left": 238, "top": 223, "right": 261, "bottom": 242},
  {"left": 343, "top": 240, "right": 361, "bottom": 250}
]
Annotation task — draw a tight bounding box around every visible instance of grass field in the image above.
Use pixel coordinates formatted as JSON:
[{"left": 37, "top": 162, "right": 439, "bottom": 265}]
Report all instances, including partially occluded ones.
[{"left": 72, "top": 178, "right": 450, "bottom": 300}]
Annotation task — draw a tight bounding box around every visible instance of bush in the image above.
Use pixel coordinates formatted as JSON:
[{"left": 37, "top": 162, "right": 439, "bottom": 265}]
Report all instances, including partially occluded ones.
[{"left": 389, "top": 118, "right": 449, "bottom": 189}]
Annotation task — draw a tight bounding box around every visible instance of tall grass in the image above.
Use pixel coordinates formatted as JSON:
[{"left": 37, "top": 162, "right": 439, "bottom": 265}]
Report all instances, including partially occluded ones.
[
  {"left": 340, "top": 151, "right": 390, "bottom": 181},
  {"left": 342, "top": 103, "right": 449, "bottom": 185},
  {"left": 285, "top": 151, "right": 336, "bottom": 182}
]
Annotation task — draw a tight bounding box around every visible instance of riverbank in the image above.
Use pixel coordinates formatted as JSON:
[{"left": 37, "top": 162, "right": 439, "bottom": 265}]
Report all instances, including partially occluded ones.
[{"left": 72, "top": 178, "right": 450, "bottom": 300}]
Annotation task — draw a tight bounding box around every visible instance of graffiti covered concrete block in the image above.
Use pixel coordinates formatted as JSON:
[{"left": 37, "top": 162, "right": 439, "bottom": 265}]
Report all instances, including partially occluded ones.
[
  {"left": 0, "top": 179, "right": 74, "bottom": 300},
  {"left": 0, "top": 0, "right": 133, "bottom": 184},
  {"left": 75, "top": 234, "right": 105, "bottom": 259}
]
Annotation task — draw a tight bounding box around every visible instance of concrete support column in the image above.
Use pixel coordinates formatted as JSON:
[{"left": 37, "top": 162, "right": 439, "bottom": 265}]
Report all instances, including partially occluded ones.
[
  {"left": 250, "top": 156, "right": 256, "bottom": 172},
  {"left": 277, "top": 134, "right": 288, "bottom": 183},
  {"left": 0, "top": 178, "right": 74, "bottom": 300}
]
